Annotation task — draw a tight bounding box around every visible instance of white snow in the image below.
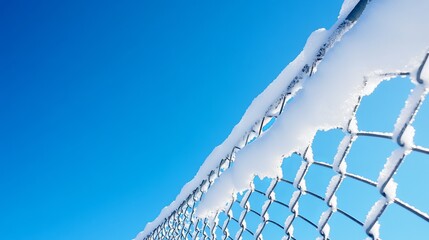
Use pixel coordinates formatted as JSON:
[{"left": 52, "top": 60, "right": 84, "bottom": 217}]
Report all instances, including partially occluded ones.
[
  {"left": 294, "top": 162, "right": 308, "bottom": 190},
  {"left": 400, "top": 125, "right": 415, "bottom": 149},
  {"left": 255, "top": 223, "right": 264, "bottom": 237},
  {"left": 304, "top": 146, "right": 315, "bottom": 164},
  {"left": 284, "top": 215, "right": 295, "bottom": 236},
  {"left": 261, "top": 200, "right": 271, "bottom": 220},
  {"left": 221, "top": 217, "right": 229, "bottom": 231},
  {"left": 265, "top": 178, "right": 278, "bottom": 198},
  {"left": 238, "top": 210, "right": 246, "bottom": 225},
  {"left": 225, "top": 200, "right": 234, "bottom": 218},
  {"left": 318, "top": 209, "right": 332, "bottom": 234},
  {"left": 239, "top": 187, "right": 252, "bottom": 208},
  {"left": 316, "top": 220, "right": 331, "bottom": 240},
  {"left": 194, "top": 0, "right": 429, "bottom": 220},
  {"left": 338, "top": 0, "right": 361, "bottom": 19},
  {"left": 329, "top": 195, "right": 338, "bottom": 212},
  {"left": 382, "top": 179, "right": 397, "bottom": 204},
  {"left": 289, "top": 190, "right": 301, "bottom": 214},
  {"left": 364, "top": 198, "right": 387, "bottom": 239},
  {"left": 362, "top": 71, "right": 400, "bottom": 97},
  {"left": 348, "top": 117, "right": 358, "bottom": 134},
  {"left": 377, "top": 148, "right": 409, "bottom": 203},
  {"left": 234, "top": 230, "right": 242, "bottom": 240},
  {"left": 325, "top": 175, "right": 341, "bottom": 210},
  {"left": 136, "top": 0, "right": 429, "bottom": 238},
  {"left": 321, "top": 224, "right": 331, "bottom": 240},
  {"left": 333, "top": 135, "right": 353, "bottom": 173},
  {"left": 393, "top": 85, "right": 427, "bottom": 145}
]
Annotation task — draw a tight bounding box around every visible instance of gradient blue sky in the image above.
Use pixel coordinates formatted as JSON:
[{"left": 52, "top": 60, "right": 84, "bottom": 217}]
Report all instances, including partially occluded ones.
[{"left": 1, "top": 1, "right": 427, "bottom": 240}]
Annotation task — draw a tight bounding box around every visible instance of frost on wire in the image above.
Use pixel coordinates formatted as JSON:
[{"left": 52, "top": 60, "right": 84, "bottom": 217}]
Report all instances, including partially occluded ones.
[{"left": 136, "top": 0, "right": 429, "bottom": 239}]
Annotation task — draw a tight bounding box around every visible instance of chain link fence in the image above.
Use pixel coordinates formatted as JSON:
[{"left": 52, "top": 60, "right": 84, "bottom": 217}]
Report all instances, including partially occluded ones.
[
  {"left": 144, "top": 61, "right": 428, "bottom": 239},
  {"left": 141, "top": 1, "right": 429, "bottom": 239}
]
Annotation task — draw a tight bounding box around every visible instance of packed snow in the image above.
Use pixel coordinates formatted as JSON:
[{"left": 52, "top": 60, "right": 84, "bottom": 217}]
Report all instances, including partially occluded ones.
[
  {"left": 364, "top": 198, "right": 387, "bottom": 239},
  {"left": 393, "top": 85, "right": 426, "bottom": 146},
  {"left": 284, "top": 215, "right": 295, "bottom": 236},
  {"left": 194, "top": 0, "right": 429, "bottom": 219},
  {"left": 317, "top": 210, "right": 331, "bottom": 239},
  {"left": 325, "top": 175, "right": 341, "bottom": 210},
  {"left": 333, "top": 135, "right": 353, "bottom": 173},
  {"left": 136, "top": 0, "right": 429, "bottom": 238},
  {"left": 377, "top": 148, "right": 406, "bottom": 202}
]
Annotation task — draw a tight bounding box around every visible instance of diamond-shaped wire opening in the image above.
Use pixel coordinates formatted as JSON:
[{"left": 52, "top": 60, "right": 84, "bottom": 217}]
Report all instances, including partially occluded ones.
[
  {"left": 345, "top": 135, "right": 397, "bottom": 182},
  {"left": 297, "top": 192, "right": 327, "bottom": 227},
  {"left": 335, "top": 177, "right": 380, "bottom": 223},
  {"left": 266, "top": 199, "right": 290, "bottom": 229},
  {"left": 305, "top": 162, "right": 337, "bottom": 198},
  {"left": 240, "top": 208, "right": 260, "bottom": 236},
  {"left": 356, "top": 75, "right": 414, "bottom": 132},
  {"left": 290, "top": 216, "right": 320, "bottom": 239},
  {"left": 312, "top": 129, "right": 345, "bottom": 163},
  {"left": 259, "top": 220, "right": 285, "bottom": 239},
  {"left": 378, "top": 202, "right": 429, "bottom": 239},
  {"left": 328, "top": 209, "right": 367, "bottom": 239},
  {"left": 274, "top": 179, "right": 295, "bottom": 206},
  {"left": 281, "top": 154, "right": 303, "bottom": 183},
  {"left": 239, "top": 228, "right": 255, "bottom": 239},
  {"left": 394, "top": 150, "right": 429, "bottom": 214},
  {"left": 253, "top": 176, "right": 272, "bottom": 194}
]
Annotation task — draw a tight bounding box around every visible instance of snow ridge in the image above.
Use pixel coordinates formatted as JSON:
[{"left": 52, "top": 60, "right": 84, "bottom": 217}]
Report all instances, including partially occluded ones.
[{"left": 135, "top": 0, "right": 429, "bottom": 238}]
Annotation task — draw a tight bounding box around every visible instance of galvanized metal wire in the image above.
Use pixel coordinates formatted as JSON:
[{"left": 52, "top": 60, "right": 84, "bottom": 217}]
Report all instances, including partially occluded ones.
[
  {"left": 142, "top": 1, "right": 429, "bottom": 238},
  {"left": 144, "top": 62, "right": 428, "bottom": 240}
]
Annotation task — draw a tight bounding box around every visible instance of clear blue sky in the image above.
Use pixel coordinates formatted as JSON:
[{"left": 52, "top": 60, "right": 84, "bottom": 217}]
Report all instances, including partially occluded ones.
[{"left": 1, "top": 1, "right": 427, "bottom": 239}]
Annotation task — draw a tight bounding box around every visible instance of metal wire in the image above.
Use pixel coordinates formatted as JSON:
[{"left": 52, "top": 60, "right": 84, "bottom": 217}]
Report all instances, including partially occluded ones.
[
  {"left": 145, "top": 67, "right": 428, "bottom": 239},
  {"left": 142, "top": 1, "right": 429, "bottom": 238}
]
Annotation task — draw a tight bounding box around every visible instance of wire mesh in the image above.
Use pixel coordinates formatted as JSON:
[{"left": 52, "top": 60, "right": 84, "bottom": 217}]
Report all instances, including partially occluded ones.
[
  {"left": 146, "top": 57, "right": 429, "bottom": 239},
  {"left": 141, "top": 1, "right": 429, "bottom": 238},
  {"left": 144, "top": 57, "right": 429, "bottom": 239}
]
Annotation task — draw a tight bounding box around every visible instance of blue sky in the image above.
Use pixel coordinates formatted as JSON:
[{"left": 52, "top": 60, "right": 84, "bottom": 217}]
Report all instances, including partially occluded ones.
[{"left": 1, "top": 1, "right": 427, "bottom": 240}]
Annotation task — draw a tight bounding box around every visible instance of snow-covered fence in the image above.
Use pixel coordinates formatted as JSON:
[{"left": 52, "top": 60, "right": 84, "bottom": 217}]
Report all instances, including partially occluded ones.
[
  {"left": 137, "top": 0, "right": 429, "bottom": 239},
  {"left": 141, "top": 58, "right": 429, "bottom": 240}
]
